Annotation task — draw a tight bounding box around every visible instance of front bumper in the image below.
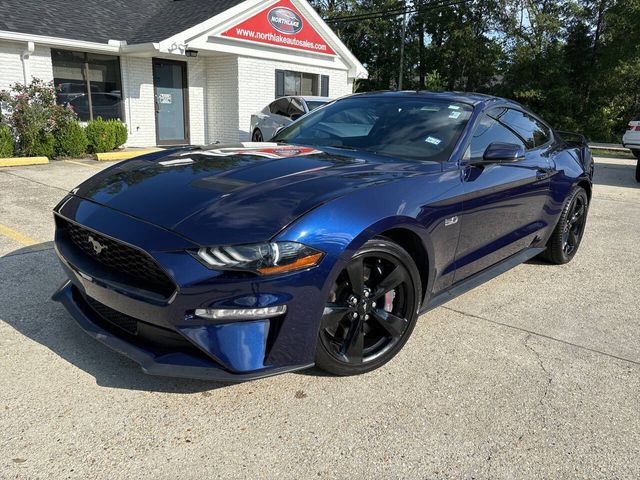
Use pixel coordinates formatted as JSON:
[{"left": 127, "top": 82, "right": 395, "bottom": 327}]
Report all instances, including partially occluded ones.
[
  {"left": 52, "top": 194, "right": 333, "bottom": 381},
  {"left": 52, "top": 281, "right": 312, "bottom": 381}
]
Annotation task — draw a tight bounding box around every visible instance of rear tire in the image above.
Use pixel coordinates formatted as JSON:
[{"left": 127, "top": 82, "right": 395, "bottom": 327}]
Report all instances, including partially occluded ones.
[
  {"left": 315, "top": 238, "right": 421, "bottom": 376},
  {"left": 635, "top": 158, "right": 640, "bottom": 183},
  {"left": 541, "top": 186, "right": 589, "bottom": 264}
]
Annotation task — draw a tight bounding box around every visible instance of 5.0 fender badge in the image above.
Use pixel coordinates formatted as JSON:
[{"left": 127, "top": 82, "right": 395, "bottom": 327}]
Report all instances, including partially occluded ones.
[{"left": 445, "top": 216, "right": 459, "bottom": 227}]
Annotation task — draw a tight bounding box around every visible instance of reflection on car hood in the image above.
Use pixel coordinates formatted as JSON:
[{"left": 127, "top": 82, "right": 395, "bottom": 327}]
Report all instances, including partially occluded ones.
[{"left": 73, "top": 143, "right": 439, "bottom": 245}]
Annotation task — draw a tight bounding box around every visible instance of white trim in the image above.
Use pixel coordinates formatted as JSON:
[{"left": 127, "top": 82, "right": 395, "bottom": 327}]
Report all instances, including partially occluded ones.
[{"left": 0, "top": 30, "right": 121, "bottom": 53}]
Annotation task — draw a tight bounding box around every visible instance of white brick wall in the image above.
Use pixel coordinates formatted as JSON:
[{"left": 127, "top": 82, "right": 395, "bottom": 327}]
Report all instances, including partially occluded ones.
[
  {"left": 237, "top": 56, "right": 351, "bottom": 141},
  {"left": 0, "top": 41, "right": 354, "bottom": 147},
  {"left": 205, "top": 55, "right": 240, "bottom": 144},
  {"left": 187, "top": 56, "right": 207, "bottom": 145},
  {"left": 120, "top": 56, "right": 156, "bottom": 147},
  {"left": 0, "top": 41, "right": 53, "bottom": 91}
]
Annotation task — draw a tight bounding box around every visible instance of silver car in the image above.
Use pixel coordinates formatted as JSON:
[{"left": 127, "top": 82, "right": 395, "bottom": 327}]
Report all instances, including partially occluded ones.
[{"left": 250, "top": 96, "right": 332, "bottom": 141}]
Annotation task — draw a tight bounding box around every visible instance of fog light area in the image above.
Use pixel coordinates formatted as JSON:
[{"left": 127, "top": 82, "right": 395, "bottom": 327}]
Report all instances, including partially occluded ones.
[{"left": 194, "top": 305, "right": 287, "bottom": 320}]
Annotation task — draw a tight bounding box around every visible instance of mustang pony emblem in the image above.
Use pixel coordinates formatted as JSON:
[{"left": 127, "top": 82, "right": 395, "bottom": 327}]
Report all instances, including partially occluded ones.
[{"left": 87, "top": 235, "right": 107, "bottom": 254}]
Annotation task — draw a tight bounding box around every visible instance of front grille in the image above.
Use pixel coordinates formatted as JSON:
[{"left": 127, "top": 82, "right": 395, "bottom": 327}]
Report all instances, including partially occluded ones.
[
  {"left": 57, "top": 217, "right": 175, "bottom": 298},
  {"left": 85, "top": 295, "right": 138, "bottom": 335}
]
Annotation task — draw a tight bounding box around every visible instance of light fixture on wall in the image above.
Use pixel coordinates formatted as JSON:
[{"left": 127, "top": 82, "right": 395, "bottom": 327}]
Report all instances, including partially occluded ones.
[{"left": 185, "top": 49, "right": 198, "bottom": 58}]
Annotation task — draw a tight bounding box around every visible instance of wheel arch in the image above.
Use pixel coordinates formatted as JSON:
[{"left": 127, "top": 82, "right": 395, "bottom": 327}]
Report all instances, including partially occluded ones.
[
  {"left": 375, "top": 227, "right": 430, "bottom": 306},
  {"left": 577, "top": 178, "right": 592, "bottom": 201}
]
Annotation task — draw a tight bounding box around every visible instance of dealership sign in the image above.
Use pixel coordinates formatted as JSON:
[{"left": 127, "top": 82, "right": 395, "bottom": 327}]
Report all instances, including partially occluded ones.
[{"left": 220, "top": 0, "right": 336, "bottom": 55}]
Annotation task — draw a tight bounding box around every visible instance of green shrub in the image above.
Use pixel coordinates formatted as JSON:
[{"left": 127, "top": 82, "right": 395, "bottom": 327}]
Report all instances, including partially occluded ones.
[
  {"left": 85, "top": 117, "right": 116, "bottom": 153},
  {"left": 0, "top": 125, "right": 14, "bottom": 157},
  {"left": 55, "top": 121, "right": 88, "bottom": 157},
  {"left": 108, "top": 119, "right": 128, "bottom": 149},
  {"left": 20, "top": 130, "right": 55, "bottom": 157}
]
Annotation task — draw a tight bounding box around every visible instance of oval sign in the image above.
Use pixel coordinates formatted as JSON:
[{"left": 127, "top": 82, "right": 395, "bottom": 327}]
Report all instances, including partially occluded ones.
[{"left": 268, "top": 7, "right": 303, "bottom": 35}]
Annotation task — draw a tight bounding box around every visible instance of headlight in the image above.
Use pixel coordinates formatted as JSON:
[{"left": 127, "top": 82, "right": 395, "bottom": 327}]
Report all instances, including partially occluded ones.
[{"left": 195, "top": 241, "right": 324, "bottom": 275}]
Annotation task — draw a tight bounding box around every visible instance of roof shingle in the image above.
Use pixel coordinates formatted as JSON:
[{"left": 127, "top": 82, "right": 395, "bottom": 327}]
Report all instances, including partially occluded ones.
[{"left": 0, "top": 0, "right": 245, "bottom": 44}]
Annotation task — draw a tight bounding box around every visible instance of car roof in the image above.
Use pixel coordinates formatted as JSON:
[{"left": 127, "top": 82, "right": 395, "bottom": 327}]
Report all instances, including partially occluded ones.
[
  {"left": 286, "top": 96, "right": 333, "bottom": 102},
  {"left": 348, "top": 90, "right": 524, "bottom": 109}
]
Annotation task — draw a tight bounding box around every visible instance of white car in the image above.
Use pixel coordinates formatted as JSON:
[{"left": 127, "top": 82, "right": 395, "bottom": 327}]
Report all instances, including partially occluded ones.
[
  {"left": 623, "top": 115, "right": 640, "bottom": 158},
  {"left": 622, "top": 115, "right": 640, "bottom": 182},
  {"left": 250, "top": 96, "right": 332, "bottom": 141}
]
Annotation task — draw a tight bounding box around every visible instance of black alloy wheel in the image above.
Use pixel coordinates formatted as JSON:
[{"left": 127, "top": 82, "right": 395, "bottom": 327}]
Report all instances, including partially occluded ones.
[
  {"left": 315, "top": 239, "right": 421, "bottom": 375},
  {"left": 252, "top": 129, "right": 264, "bottom": 142},
  {"left": 542, "top": 186, "right": 589, "bottom": 264}
]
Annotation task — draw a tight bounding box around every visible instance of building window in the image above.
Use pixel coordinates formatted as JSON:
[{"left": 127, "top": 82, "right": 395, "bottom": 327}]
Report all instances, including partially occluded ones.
[
  {"left": 275, "top": 70, "right": 329, "bottom": 97},
  {"left": 52, "top": 49, "right": 123, "bottom": 122}
]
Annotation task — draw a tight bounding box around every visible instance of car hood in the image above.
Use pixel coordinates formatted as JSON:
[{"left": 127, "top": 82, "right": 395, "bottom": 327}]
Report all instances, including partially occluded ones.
[{"left": 73, "top": 144, "right": 439, "bottom": 245}]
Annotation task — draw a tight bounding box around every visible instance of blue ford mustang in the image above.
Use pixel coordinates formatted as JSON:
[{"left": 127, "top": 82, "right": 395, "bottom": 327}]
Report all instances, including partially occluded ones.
[{"left": 52, "top": 92, "right": 593, "bottom": 381}]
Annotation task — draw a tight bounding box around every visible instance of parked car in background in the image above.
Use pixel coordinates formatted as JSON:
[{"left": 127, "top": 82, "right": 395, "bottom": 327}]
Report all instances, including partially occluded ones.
[
  {"left": 250, "top": 96, "right": 332, "bottom": 141},
  {"left": 57, "top": 83, "right": 99, "bottom": 105},
  {"left": 622, "top": 114, "right": 640, "bottom": 182},
  {"left": 53, "top": 91, "right": 593, "bottom": 382},
  {"left": 67, "top": 92, "right": 122, "bottom": 122}
]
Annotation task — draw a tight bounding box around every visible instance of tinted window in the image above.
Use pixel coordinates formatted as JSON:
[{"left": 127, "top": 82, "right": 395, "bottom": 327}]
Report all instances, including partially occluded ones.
[
  {"left": 305, "top": 100, "right": 328, "bottom": 111},
  {"left": 52, "top": 49, "right": 123, "bottom": 121},
  {"left": 469, "top": 114, "right": 526, "bottom": 159},
  {"left": 270, "top": 98, "right": 290, "bottom": 116},
  {"left": 288, "top": 97, "right": 305, "bottom": 118},
  {"left": 273, "top": 97, "right": 473, "bottom": 162},
  {"left": 493, "top": 108, "right": 549, "bottom": 149}
]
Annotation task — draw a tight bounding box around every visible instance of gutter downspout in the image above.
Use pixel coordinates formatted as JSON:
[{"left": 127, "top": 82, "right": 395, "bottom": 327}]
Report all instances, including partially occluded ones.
[{"left": 21, "top": 41, "right": 35, "bottom": 83}]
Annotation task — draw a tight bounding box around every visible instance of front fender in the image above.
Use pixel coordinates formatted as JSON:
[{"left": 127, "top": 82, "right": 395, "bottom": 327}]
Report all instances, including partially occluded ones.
[{"left": 275, "top": 171, "right": 462, "bottom": 312}]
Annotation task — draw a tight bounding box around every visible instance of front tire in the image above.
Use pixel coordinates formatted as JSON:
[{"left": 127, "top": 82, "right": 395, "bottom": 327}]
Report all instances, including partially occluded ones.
[
  {"left": 315, "top": 238, "right": 422, "bottom": 376},
  {"left": 541, "top": 186, "right": 589, "bottom": 264},
  {"left": 635, "top": 159, "right": 640, "bottom": 183}
]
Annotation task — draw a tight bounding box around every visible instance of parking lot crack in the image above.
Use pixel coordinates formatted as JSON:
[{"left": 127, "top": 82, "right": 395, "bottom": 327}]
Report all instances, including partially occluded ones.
[
  {"left": 524, "top": 334, "right": 552, "bottom": 426},
  {"left": 0, "top": 170, "right": 70, "bottom": 192},
  {"left": 441, "top": 306, "right": 640, "bottom": 367}
]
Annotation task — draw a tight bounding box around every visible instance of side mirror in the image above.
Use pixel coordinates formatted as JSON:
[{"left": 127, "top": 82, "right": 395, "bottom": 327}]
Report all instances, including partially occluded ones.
[{"left": 481, "top": 142, "right": 525, "bottom": 163}]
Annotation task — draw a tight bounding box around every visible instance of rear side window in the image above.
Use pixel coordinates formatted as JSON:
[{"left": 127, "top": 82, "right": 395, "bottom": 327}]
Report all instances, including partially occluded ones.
[
  {"left": 270, "top": 98, "right": 290, "bottom": 116},
  {"left": 468, "top": 114, "right": 526, "bottom": 159},
  {"left": 492, "top": 108, "right": 550, "bottom": 149}
]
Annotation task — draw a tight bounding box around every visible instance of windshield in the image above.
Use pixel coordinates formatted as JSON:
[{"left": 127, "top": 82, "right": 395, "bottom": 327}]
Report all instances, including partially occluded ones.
[
  {"left": 273, "top": 96, "right": 473, "bottom": 162},
  {"left": 305, "top": 100, "right": 329, "bottom": 111}
]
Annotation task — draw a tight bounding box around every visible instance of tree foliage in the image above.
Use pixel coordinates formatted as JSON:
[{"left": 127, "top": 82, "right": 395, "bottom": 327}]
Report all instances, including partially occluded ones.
[{"left": 312, "top": 0, "right": 640, "bottom": 141}]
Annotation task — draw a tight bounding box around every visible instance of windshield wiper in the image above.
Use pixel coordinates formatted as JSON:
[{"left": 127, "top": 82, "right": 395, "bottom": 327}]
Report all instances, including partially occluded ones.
[{"left": 323, "top": 144, "right": 358, "bottom": 151}]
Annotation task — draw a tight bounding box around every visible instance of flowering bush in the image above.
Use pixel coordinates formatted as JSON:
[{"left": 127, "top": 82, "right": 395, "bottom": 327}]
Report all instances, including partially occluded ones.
[{"left": 0, "top": 78, "right": 77, "bottom": 156}]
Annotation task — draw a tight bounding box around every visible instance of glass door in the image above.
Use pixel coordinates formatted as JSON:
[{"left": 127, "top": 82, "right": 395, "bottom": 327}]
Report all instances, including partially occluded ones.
[{"left": 153, "top": 59, "right": 189, "bottom": 145}]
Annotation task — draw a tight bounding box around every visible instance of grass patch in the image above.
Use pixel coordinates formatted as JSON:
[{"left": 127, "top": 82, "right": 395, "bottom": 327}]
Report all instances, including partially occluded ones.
[{"left": 591, "top": 148, "right": 636, "bottom": 160}]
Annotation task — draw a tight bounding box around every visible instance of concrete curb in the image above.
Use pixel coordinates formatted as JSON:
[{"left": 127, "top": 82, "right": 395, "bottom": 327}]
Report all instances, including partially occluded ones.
[
  {"left": 95, "top": 148, "right": 162, "bottom": 161},
  {"left": 0, "top": 156, "right": 49, "bottom": 167}
]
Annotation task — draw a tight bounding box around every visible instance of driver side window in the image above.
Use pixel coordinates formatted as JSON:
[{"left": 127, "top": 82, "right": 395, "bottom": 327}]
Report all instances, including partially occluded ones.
[{"left": 468, "top": 114, "right": 526, "bottom": 160}]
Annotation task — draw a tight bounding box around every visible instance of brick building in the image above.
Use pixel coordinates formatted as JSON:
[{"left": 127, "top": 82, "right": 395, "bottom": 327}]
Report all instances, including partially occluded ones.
[{"left": 0, "top": 0, "right": 366, "bottom": 147}]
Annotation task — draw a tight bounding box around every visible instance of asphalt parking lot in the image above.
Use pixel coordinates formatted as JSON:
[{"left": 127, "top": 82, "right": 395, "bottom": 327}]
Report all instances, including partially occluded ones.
[{"left": 1, "top": 156, "right": 638, "bottom": 479}]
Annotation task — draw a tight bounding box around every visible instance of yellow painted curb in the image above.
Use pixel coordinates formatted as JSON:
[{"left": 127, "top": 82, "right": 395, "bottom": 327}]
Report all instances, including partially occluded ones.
[
  {"left": 0, "top": 156, "right": 49, "bottom": 167},
  {"left": 95, "top": 148, "right": 162, "bottom": 161}
]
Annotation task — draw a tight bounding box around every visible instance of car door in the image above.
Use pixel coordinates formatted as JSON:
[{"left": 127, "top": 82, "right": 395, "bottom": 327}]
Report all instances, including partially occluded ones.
[{"left": 453, "top": 107, "right": 552, "bottom": 282}]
